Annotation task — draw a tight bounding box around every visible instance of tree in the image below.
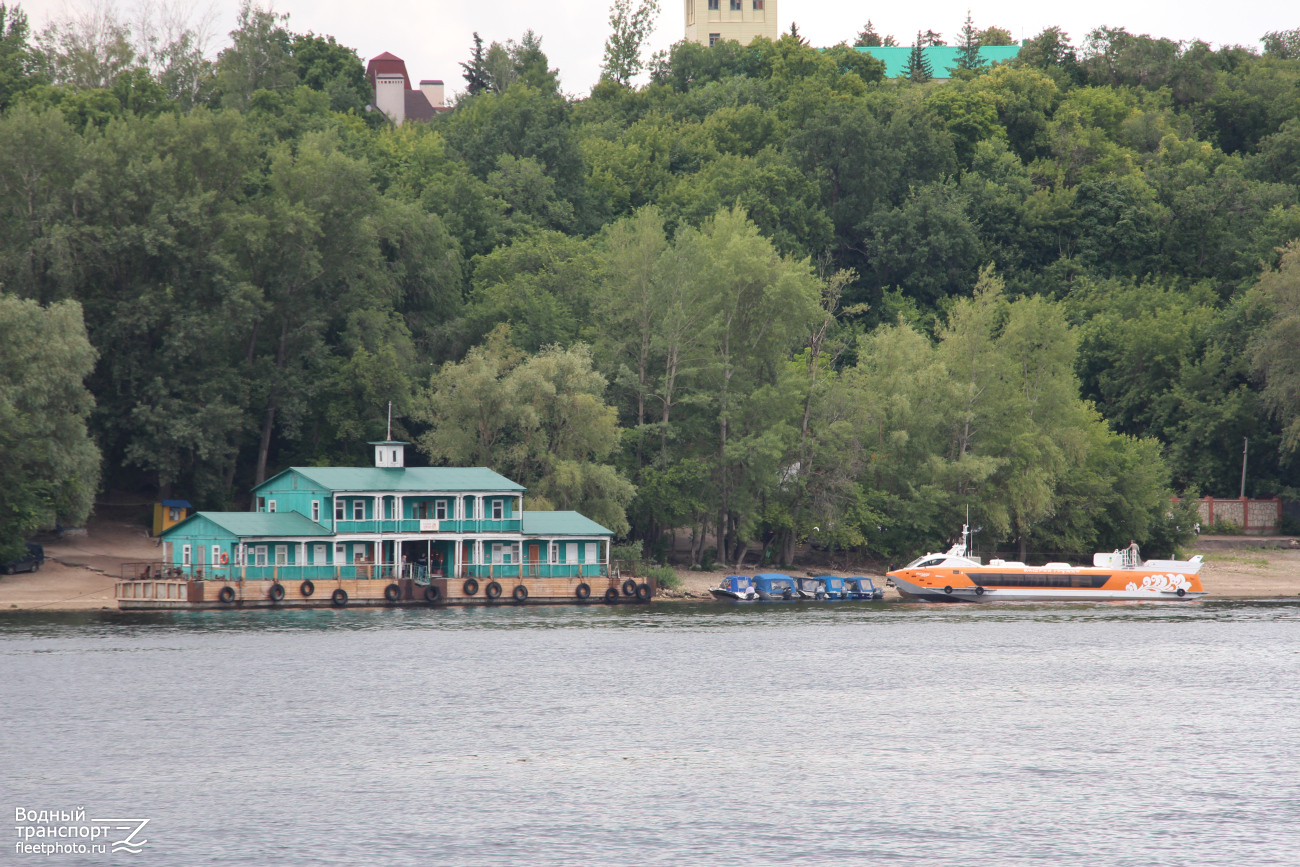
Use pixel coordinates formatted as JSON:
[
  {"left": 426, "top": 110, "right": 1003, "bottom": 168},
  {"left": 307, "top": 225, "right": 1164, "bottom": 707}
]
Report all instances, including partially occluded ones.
[
  {"left": 600, "top": 0, "right": 660, "bottom": 86},
  {"left": 854, "top": 21, "right": 882, "bottom": 48},
  {"left": 955, "top": 11, "right": 985, "bottom": 72},
  {"left": 921, "top": 30, "right": 946, "bottom": 47},
  {"left": 1261, "top": 28, "right": 1300, "bottom": 60},
  {"left": 1250, "top": 242, "right": 1300, "bottom": 452},
  {"left": 0, "top": 3, "right": 42, "bottom": 110},
  {"left": 978, "top": 27, "right": 1015, "bottom": 46},
  {"left": 291, "top": 32, "right": 368, "bottom": 113},
  {"left": 905, "top": 35, "right": 934, "bottom": 82},
  {"left": 213, "top": 1, "right": 297, "bottom": 110},
  {"left": 415, "top": 326, "right": 636, "bottom": 533},
  {"left": 0, "top": 295, "right": 101, "bottom": 562},
  {"left": 460, "top": 32, "right": 489, "bottom": 95}
]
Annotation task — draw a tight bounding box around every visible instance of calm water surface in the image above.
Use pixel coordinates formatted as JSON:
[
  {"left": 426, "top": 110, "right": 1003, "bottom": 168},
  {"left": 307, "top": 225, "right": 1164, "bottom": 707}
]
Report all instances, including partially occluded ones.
[{"left": 2, "top": 601, "right": 1299, "bottom": 865}]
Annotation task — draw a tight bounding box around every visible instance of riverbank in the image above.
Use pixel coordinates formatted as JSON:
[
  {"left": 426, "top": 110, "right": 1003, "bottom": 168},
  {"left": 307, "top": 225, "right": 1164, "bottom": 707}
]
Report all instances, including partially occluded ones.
[{"left": 3, "top": 522, "right": 1297, "bottom": 610}]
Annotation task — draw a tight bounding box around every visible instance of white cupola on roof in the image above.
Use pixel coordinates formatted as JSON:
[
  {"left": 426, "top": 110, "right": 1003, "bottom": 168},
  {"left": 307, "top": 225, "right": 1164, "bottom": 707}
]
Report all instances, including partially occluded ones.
[{"left": 369, "top": 441, "right": 408, "bottom": 468}]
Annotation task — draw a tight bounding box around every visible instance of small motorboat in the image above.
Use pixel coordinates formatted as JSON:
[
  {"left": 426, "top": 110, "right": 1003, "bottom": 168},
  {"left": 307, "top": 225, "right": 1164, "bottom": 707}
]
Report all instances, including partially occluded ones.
[
  {"left": 752, "top": 573, "right": 797, "bottom": 600},
  {"left": 809, "top": 576, "right": 852, "bottom": 599},
  {"left": 710, "top": 575, "right": 756, "bottom": 601},
  {"left": 794, "top": 576, "right": 827, "bottom": 599},
  {"left": 845, "top": 577, "right": 884, "bottom": 600}
]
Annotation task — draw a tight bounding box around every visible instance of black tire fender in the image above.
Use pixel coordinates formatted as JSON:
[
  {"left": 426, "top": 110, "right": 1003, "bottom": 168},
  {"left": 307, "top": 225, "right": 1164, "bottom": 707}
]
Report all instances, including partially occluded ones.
[
  {"left": 269, "top": 583, "right": 285, "bottom": 602},
  {"left": 425, "top": 584, "right": 441, "bottom": 603},
  {"left": 331, "top": 588, "right": 348, "bottom": 606},
  {"left": 604, "top": 587, "right": 619, "bottom": 603},
  {"left": 300, "top": 580, "right": 315, "bottom": 597},
  {"left": 575, "top": 583, "right": 591, "bottom": 600},
  {"left": 513, "top": 585, "right": 528, "bottom": 602},
  {"left": 1176, "top": 588, "right": 1186, "bottom": 597},
  {"left": 485, "top": 581, "right": 502, "bottom": 600},
  {"left": 974, "top": 585, "right": 985, "bottom": 596},
  {"left": 943, "top": 586, "right": 953, "bottom": 595},
  {"left": 622, "top": 579, "right": 638, "bottom": 597},
  {"left": 463, "top": 578, "right": 479, "bottom": 596},
  {"left": 218, "top": 586, "right": 236, "bottom": 603},
  {"left": 636, "top": 582, "right": 651, "bottom": 602},
  {"left": 384, "top": 583, "right": 402, "bottom": 602}
]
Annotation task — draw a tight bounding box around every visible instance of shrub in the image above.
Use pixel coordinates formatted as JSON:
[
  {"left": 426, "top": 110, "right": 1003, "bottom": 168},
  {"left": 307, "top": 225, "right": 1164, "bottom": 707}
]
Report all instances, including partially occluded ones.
[{"left": 646, "top": 565, "right": 680, "bottom": 590}]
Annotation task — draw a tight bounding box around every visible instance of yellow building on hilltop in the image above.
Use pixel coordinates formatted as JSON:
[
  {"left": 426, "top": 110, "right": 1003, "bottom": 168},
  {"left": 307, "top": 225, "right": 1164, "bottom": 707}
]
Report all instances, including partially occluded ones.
[{"left": 684, "top": 0, "right": 778, "bottom": 46}]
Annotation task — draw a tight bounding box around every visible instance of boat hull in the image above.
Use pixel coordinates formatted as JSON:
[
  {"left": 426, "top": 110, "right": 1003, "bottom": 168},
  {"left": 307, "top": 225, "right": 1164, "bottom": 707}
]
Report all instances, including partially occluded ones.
[{"left": 890, "top": 573, "right": 1206, "bottom": 603}]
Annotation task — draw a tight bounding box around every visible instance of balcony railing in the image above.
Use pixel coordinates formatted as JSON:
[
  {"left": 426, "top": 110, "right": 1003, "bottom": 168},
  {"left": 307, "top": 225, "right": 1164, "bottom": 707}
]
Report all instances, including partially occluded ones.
[
  {"left": 332, "top": 518, "right": 522, "bottom": 534},
  {"left": 126, "top": 561, "right": 606, "bottom": 582}
]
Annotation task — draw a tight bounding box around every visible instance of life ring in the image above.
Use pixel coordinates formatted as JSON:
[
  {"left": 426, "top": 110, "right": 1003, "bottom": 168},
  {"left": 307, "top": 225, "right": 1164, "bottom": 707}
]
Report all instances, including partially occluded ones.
[
  {"left": 622, "top": 579, "right": 638, "bottom": 597},
  {"left": 269, "top": 583, "right": 285, "bottom": 602},
  {"left": 485, "top": 581, "right": 502, "bottom": 600},
  {"left": 604, "top": 587, "right": 619, "bottom": 603},
  {"left": 943, "top": 586, "right": 953, "bottom": 595},
  {"left": 512, "top": 585, "right": 529, "bottom": 602},
  {"left": 219, "top": 552, "right": 229, "bottom": 565},
  {"left": 974, "top": 585, "right": 985, "bottom": 596},
  {"left": 425, "top": 585, "right": 441, "bottom": 603},
  {"left": 575, "top": 583, "right": 591, "bottom": 600},
  {"left": 463, "top": 578, "right": 479, "bottom": 596},
  {"left": 332, "top": 588, "right": 348, "bottom": 606},
  {"left": 218, "top": 586, "right": 236, "bottom": 603},
  {"left": 384, "top": 583, "right": 402, "bottom": 602},
  {"left": 300, "top": 580, "right": 315, "bottom": 597},
  {"left": 636, "top": 582, "right": 651, "bottom": 602}
]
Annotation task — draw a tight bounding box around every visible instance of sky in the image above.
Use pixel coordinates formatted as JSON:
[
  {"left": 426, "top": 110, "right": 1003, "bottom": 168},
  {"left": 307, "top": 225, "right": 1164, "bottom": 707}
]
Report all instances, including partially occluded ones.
[{"left": 20, "top": 0, "right": 1298, "bottom": 98}]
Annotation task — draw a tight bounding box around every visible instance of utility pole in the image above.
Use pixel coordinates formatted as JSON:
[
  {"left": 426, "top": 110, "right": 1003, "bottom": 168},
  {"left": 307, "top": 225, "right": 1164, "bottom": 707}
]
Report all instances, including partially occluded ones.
[{"left": 1240, "top": 437, "right": 1248, "bottom": 499}]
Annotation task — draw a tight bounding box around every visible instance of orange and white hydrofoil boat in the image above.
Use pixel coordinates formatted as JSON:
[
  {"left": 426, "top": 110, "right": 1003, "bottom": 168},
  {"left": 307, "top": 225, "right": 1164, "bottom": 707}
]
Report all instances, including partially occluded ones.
[{"left": 887, "top": 527, "right": 1206, "bottom": 603}]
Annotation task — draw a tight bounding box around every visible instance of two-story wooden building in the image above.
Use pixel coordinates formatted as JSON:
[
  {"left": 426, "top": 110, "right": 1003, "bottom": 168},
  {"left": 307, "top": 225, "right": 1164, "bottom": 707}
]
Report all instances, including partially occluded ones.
[{"left": 119, "top": 442, "right": 642, "bottom": 609}]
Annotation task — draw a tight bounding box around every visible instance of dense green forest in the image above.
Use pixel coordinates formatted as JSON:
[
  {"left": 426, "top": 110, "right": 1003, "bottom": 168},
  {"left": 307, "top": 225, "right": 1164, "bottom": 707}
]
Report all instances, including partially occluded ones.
[{"left": 2, "top": 2, "right": 1299, "bottom": 565}]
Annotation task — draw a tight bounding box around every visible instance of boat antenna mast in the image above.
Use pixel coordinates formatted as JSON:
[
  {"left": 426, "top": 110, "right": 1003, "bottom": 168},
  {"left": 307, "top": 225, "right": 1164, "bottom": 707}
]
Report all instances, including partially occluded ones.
[{"left": 387, "top": 401, "right": 392, "bottom": 441}]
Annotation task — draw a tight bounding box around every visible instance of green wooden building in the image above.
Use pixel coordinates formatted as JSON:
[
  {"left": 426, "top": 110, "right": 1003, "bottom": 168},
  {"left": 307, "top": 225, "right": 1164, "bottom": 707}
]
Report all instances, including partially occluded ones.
[{"left": 159, "top": 442, "right": 614, "bottom": 582}]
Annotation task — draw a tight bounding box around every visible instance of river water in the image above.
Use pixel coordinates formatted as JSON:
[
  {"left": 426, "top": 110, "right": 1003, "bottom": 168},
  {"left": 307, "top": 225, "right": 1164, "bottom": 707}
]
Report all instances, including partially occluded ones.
[{"left": 2, "top": 601, "right": 1298, "bottom": 865}]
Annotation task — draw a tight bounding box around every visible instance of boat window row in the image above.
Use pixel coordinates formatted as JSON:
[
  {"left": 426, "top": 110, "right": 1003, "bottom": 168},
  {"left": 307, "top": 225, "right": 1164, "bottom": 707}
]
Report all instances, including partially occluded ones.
[{"left": 974, "top": 573, "right": 1110, "bottom": 588}]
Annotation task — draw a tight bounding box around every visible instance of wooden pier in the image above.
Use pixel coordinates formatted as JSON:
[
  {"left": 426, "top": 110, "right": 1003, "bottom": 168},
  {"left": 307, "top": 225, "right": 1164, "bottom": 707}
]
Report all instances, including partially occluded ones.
[{"left": 116, "top": 566, "right": 654, "bottom": 610}]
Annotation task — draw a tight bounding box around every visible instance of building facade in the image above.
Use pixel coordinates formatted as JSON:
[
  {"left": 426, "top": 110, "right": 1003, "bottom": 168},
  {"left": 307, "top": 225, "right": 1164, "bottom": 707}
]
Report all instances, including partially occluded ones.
[
  {"left": 684, "top": 0, "right": 778, "bottom": 47},
  {"left": 159, "top": 442, "right": 614, "bottom": 582},
  {"left": 366, "top": 52, "right": 448, "bottom": 126},
  {"left": 855, "top": 45, "right": 1022, "bottom": 80}
]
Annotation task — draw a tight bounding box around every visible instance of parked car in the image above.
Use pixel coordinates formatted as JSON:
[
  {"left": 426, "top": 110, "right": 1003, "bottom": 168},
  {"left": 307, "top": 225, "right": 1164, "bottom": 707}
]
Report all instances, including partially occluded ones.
[{"left": 2, "top": 542, "right": 45, "bottom": 575}]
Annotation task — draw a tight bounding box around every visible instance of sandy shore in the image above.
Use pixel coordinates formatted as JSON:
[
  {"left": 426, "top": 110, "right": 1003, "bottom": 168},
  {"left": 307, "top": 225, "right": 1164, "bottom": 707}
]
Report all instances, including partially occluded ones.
[{"left": 2, "top": 523, "right": 1296, "bottom": 611}]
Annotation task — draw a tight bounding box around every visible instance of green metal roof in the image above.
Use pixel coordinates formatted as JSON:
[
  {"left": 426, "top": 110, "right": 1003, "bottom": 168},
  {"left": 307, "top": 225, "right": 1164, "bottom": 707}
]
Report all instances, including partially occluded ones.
[
  {"left": 856, "top": 45, "right": 1021, "bottom": 79},
  {"left": 162, "top": 511, "right": 333, "bottom": 538},
  {"left": 521, "top": 511, "right": 614, "bottom": 536},
  {"left": 265, "top": 466, "right": 525, "bottom": 493}
]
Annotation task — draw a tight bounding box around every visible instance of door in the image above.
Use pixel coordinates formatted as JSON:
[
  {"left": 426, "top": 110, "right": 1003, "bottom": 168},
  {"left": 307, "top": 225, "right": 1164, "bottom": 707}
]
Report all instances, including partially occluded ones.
[
  {"left": 527, "top": 543, "right": 540, "bottom": 575},
  {"left": 314, "top": 544, "right": 326, "bottom": 566}
]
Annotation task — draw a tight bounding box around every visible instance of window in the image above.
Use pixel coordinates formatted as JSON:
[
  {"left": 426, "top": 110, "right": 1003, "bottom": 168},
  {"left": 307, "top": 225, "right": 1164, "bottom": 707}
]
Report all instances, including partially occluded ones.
[
  {"left": 311, "top": 500, "right": 320, "bottom": 522},
  {"left": 709, "top": 32, "right": 721, "bottom": 46},
  {"left": 254, "top": 546, "right": 268, "bottom": 566},
  {"left": 275, "top": 545, "right": 288, "bottom": 566},
  {"left": 686, "top": 0, "right": 694, "bottom": 25},
  {"left": 353, "top": 500, "right": 365, "bottom": 521},
  {"left": 492, "top": 500, "right": 503, "bottom": 520},
  {"left": 551, "top": 543, "right": 559, "bottom": 563},
  {"left": 168, "top": 506, "right": 180, "bottom": 521},
  {"left": 268, "top": 500, "right": 277, "bottom": 513},
  {"left": 182, "top": 544, "right": 192, "bottom": 566},
  {"left": 435, "top": 501, "right": 447, "bottom": 520},
  {"left": 752, "top": 0, "right": 763, "bottom": 8},
  {"left": 730, "top": 0, "right": 741, "bottom": 10},
  {"left": 708, "top": 0, "right": 718, "bottom": 8},
  {"left": 334, "top": 499, "right": 344, "bottom": 521},
  {"left": 212, "top": 545, "right": 221, "bottom": 565},
  {"left": 256, "top": 496, "right": 266, "bottom": 512}
]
